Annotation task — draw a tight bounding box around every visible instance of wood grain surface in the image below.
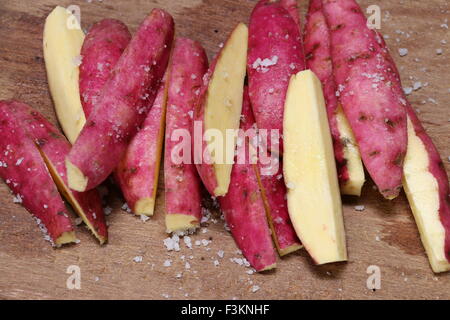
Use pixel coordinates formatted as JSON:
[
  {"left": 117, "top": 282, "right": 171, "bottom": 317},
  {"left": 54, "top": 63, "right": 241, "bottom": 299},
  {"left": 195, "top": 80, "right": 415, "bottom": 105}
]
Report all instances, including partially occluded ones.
[{"left": 0, "top": 0, "right": 449, "bottom": 300}]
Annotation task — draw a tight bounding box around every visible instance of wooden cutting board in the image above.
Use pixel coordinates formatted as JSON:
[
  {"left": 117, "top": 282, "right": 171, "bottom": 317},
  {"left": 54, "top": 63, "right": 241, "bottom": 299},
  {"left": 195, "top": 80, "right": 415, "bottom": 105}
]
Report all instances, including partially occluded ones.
[{"left": 0, "top": 0, "right": 448, "bottom": 300}]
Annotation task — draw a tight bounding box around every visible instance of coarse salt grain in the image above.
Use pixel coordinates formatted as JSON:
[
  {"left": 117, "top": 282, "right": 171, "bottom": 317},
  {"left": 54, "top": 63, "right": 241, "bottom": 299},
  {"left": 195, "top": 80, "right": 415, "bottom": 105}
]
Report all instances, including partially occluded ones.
[
  {"left": 133, "top": 256, "right": 143, "bottom": 263},
  {"left": 354, "top": 205, "right": 365, "bottom": 212}
]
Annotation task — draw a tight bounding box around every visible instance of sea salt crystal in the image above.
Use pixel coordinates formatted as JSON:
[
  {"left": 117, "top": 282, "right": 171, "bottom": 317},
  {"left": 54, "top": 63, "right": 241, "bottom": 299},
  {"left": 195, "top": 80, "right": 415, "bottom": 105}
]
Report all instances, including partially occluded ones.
[
  {"left": 413, "top": 82, "right": 422, "bottom": 91},
  {"left": 133, "top": 256, "right": 143, "bottom": 263},
  {"left": 286, "top": 182, "right": 295, "bottom": 190},
  {"left": 15, "top": 157, "right": 24, "bottom": 166},
  {"left": 103, "top": 206, "right": 112, "bottom": 216},
  {"left": 251, "top": 285, "right": 260, "bottom": 293},
  {"left": 184, "top": 236, "right": 192, "bottom": 249},
  {"left": 403, "top": 87, "right": 413, "bottom": 95},
  {"left": 163, "top": 259, "right": 172, "bottom": 267},
  {"left": 436, "top": 48, "right": 443, "bottom": 55},
  {"left": 72, "top": 55, "right": 83, "bottom": 67},
  {"left": 217, "top": 250, "right": 224, "bottom": 258},
  {"left": 213, "top": 260, "right": 220, "bottom": 267},
  {"left": 12, "top": 194, "right": 22, "bottom": 204},
  {"left": 398, "top": 48, "right": 408, "bottom": 57},
  {"left": 185, "top": 262, "right": 191, "bottom": 269},
  {"left": 354, "top": 205, "right": 365, "bottom": 212}
]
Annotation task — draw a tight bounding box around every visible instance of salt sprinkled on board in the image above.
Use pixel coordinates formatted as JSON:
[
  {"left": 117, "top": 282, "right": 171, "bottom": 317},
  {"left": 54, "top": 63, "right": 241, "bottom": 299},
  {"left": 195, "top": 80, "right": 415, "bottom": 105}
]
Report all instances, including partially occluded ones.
[
  {"left": 213, "top": 260, "right": 220, "bottom": 267},
  {"left": 354, "top": 205, "right": 365, "bottom": 212},
  {"left": 163, "top": 259, "right": 172, "bottom": 267},
  {"left": 398, "top": 48, "right": 408, "bottom": 57},
  {"left": 436, "top": 48, "right": 443, "bottom": 55},
  {"left": 217, "top": 250, "right": 224, "bottom": 258},
  {"left": 15, "top": 157, "right": 24, "bottom": 166},
  {"left": 403, "top": 87, "right": 413, "bottom": 95},
  {"left": 133, "top": 256, "right": 143, "bottom": 263},
  {"left": 140, "top": 215, "right": 150, "bottom": 222},
  {"left": 251, "top": 285, "right": 260, "bottom": 293}
]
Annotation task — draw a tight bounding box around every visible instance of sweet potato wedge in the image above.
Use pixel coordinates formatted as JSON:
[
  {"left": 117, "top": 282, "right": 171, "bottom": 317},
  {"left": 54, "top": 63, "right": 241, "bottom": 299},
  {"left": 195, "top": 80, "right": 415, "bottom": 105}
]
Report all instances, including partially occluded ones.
[
  {"left": 66, "top": 9, "right": 174, "bottom": 192},
  {"left": 0, "top": 101, "right": 75, "bottom": 246},
  {"left": 219, "top": 89, "right": 277, "bottom": 272},
  {"left": 164, "top": 38, "right": 208, "bottom": 232},
  {"left": 194, "top": 23, "right": 248, "bottom": 197},
  {"left": 304, "top": 0, "right": 365, "bottom": 196},
  {"left": 403, "top": 105, "right": 450, "bottom": 273},
  {"left": 43, "top": 6, "right": 86, "bottom": 144},
  {"left": 284, "top": 70, "right": 347, "bottom": 265},
  {"left": 0, "top": 100, "right": 108, "bottom": 243},
  {"left": 240, "top": 88, "right": 301, "bottom": 256},
  {"left": 322, "top": 0, "right": 407, "bottom": 199},
  {"left": 247, "top": 0, "right": 306, "bottom": 154},
  {"left": 80, "top": 19, "right": 131, "bottom": 118},
  {"left": 115, "top": 76, "right": 168, "bottom": 216}
]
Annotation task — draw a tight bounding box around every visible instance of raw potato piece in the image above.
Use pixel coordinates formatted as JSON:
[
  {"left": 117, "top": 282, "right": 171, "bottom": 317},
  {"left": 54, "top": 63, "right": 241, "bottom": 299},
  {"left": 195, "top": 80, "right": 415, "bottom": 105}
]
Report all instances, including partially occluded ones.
[
  {"left": 43, "top": 6, "right": 86, "bottom": 144},
  {"left": 283, "top": 70, "right": 347, "bottom": 265},
  {"left": 164, "top": 39, "right": 208, "bottom": 232},
  {"left": 115, "top": 77, "right": 168, "bottom": 216},
  {"left": 257, "top": 161, "right": 302, "bottom": 256},
  {"left": 403, "top": 107, "right": 450, "bottom": 273},
  {"left": 242, "top": 88, "right": 301, "bottom": 256},
  {"left": 247, "top": 0, "right": 306, "bottom": 154},
  {"left": 0, "top": 102, "right": 75, "bottom": 246},
  {"left": 0, "top": 101, "right": 107, "bottom": 243},
  {"left": 322, "top": 0, "right": 407, "bottom": 199},
  {"left": 66, "top": 9, "right": 174, "bottom": 192},
  {"left": 219, "top": 90, "right": 277, "bottom": 272},
  {"left": 304, "top": 0, "right": 364, "bottom": 196},
  {"left": 80, "top": 19, "right": 131, "bottom": 118},
  {"left": 194, "top": 23, "right": 248, "bottom": 197}
]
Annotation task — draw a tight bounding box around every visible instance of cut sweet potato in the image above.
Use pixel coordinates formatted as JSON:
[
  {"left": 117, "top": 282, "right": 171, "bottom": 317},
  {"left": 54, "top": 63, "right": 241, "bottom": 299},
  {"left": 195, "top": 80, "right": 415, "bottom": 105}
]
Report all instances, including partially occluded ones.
[
  {"left": 43, "top": 6, "right": 86, "bottom": 144},
  {"left": 241, "top": 89, "right": 301, "bottom": 256},
  {"left": 247, "top": 0, "right": 306, "bottom": 154},
  {"left": 194, "top": 23, "right": 248, "bottom": 197},
  {"left": 403, "top": 106, "right": 450, "bottom": 273},
  {"left": 219, "top": 89, "right": 277, "bottom": 272},
  {"left": 66, "top": 9, "right": 174, "bottom": 192},
  {"left": 0, "top": 100, "right": 107, "bottom": 244},
  {"left": 322, "top": 0, "right": 407, "bottom": 199},
  {"left": 304, "top": 0, "right": 364, "bottom": 196},
  {"left": 80, "top": 19, "right": 131, "bottom": 118},
  {"left": 164, "top": 38, "right": 208, "bottom": 232},
  {"left": 0, "top": 101, "right": 75, "bottom": 246},
  {"left": 115, "top": 76, "right": 168, "bottom": 216},
  {"left": 283, "top": 70, "right": 347, "bottom": 265}
]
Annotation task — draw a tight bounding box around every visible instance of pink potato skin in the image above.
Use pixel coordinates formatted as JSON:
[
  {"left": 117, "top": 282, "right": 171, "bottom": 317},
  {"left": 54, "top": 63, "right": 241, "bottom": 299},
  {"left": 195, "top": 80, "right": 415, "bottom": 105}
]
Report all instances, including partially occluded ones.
[
  {"left": 0, "top": 101, "right": 107, "bottom": 242},
  {"left": 280, "top": 0, "right": 301, "bottom": 25},
  {"left": 304, "top": 0, "right": 349, "bottom": 184},
  {"left": 79, "top": 19, "right": 131, "bottom": 118},
  {"left": 0, "top": 101, "right": 74, "bottom": 244},
  {"left": 67, "top": 9, "right": 174, "bottom": 191},
  {"left": 219, "top": 88, "right": 277, "bottom": 272},
  {"left": 115, "top": 76, "right": 167, "bottom": 214},
  {"left": 322, "top": 0, "right": 407, "bottom": 199},
  {"left": 164, "top": 38, "right": 208, "bottom": 221},
  {"left": 247, "top": 0, "right": 306, "bottom": 154},
  {"left": 258, "top": 160, "right": 301, "bottom": 254}
]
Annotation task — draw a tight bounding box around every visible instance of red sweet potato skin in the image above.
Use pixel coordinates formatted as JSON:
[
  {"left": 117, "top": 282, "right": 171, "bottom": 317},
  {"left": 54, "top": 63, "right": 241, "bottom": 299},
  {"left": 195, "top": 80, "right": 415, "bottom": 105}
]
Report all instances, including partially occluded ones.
[
  {"left": 164, "top": 38, "right": 208, "bottom": 221},
  {"left": 67, "top": 9, "right": 174, "bottom": 191},
  {"left": 115, "top": 76, "right": 167, "bottom": 214},
  {"left": 1, "top": 101, "right": 107, "bottom": 242},
  {"left": 247, "top": 0, "right": 306, "bottom": 154},
  {"left": 304, "top": 0, "right": 349, "bottom": 184},
  {"left": 0, "top": 101, "right": 74, "bottom": 244},
  {"left": 80, "top": 19, "right": 131, "bottom": 118},
  {"left": 219, "top": 88, "right": 277, "bottom": 272},
  {"left": 280, "top": 0, "right": 301, "bottom": 25},
  {"left": 322, "top": 0, "right": 407, "bottom": 199}
]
